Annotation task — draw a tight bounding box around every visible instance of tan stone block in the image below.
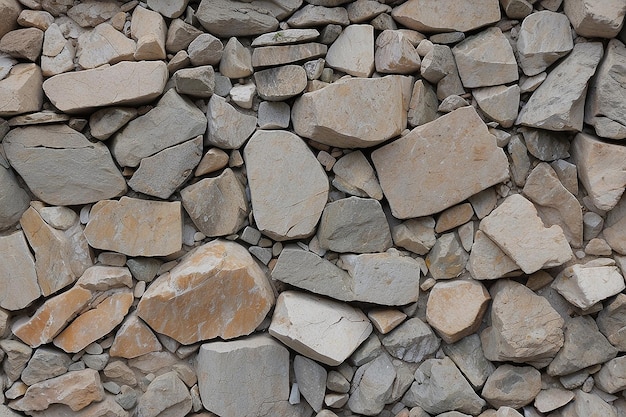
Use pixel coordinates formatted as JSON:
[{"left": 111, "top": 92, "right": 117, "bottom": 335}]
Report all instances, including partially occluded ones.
[
  {"left": 0, "top": 63, "right": 42, "bottom": 117},
  {"left": 110, "top": 313, "right": 162, "bottom": 359},
  {"left": 0, "top": 231, "right": 40, "bottom": 310}
]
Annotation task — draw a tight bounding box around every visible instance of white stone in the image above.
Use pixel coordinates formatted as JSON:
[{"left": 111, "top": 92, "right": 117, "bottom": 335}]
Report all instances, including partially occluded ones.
[
  {"left": 553, "top": 261, "right": 626, "bottom": 309},
  {"left": 326, "top": 24, "right": 374, "bottom": 77}
]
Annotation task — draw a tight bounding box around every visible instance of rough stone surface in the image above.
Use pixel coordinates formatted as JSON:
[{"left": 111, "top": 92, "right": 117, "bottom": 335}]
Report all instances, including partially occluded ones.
[
  {"left": 552, "top": 260, "right": 625, "bottom": 309},
  {"left": 135, "top": 372, "right": 191, "bottom": 417},
  {"left": 381, "top": 318, "right": 440, "bottom": 363},
  {"left": 269, "top": 291, "right": 372, "bottom": 366},
  {"left": 42, "top": 61, "right": 168, "bottom": 113},
  {"left": 244, "top": 130, "right": 329, "bottom": 241},
  {"left": 347, "top": 353, "right": 396, "bottom": 416},
  {"left": 109, "top": 313, "right": 161, "bottom": 359},
  {"left": 325, "top": 24, "right": 374, "bottom": 77},
  {"left": 294, "top": 355, "right": 326, "bottom": 413},
  {"left": 481, "top": 365, "right": 541, "bottom": 409},
  {"left": 254, "top": 65, "right": 307, "bottom": 101},
  {"left": 442, "top": 334, "right": 496, "bottom": 390},
  {"left": 0, "top": 231, "right": 40, "bottom": 310},
  {"left": 468, "top": 230, "right": 520, "bottom": 280},
  {"left": 0, "top": 63, "right": 42, "bottom": 117},
  {"left": 195, "top": 0, "right": 279, "bottom": 37},
  {"left": 4, "top": 124, "right": 126, "bottom": 205},
  {"left": 564, "top": 0, "right": 626, "bottom": 38},
  {"left": 206, "top": 94, "right": 257, "bottom": 149},
  {"left": 292, "top": 76, "right": 407, "bottom": 148},
  {"left": 84, "top": 197, "right": 182, "bottom": 257},
  {"left": 137, "top": 240, "right": 274, "bottom": 344},
  {"left": 372, "top": 106, "right": 509, "bottom": 218},
  {"left": 332, "top": 151, "right": 383, "bottom": 200}
]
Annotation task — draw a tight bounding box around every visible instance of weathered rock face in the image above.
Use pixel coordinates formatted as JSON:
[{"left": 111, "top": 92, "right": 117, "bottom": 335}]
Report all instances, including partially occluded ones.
[
  {"left": 0, "top": 231, "right": 40, "bottom": 310},
  {"left": 391, "top": 0, "right": 500, "bottom": 32},
  {"left": 3, "top": 124, "right": 126, "bottom": 205},
  {"left": 195, "top": 0, "right": 279, "bottom": 37},
  {"left": 372, "top": 106, "right": 509, "bottom": 218},
  {"left": 292, "top": 76, "right": 407, "bottom": 148},
  {"left": 244, "top": 130, "right": 328, "bottom": 241},
  {"left": 0, "top": 63, "right": 43, "bottom": 116},
  {"left": 137, "top": 240, "right": 274, "bottom": 344}
]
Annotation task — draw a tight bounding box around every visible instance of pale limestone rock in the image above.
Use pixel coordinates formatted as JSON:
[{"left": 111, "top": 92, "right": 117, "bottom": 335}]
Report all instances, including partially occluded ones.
[
  {"left": 294, "top": 355, "right": 326, "bottom": 412},
  {"left": 480, "top": 280, "right": 565, "bottom": 365},
  {"left": 89, "top": 107, "right": 137, "bottom": 141},
  {"left": 442, "top": 334, "right": 496, "bottom": 390},
  {"left": 130, "top": 6, "right": 165, "bottom": 60},
  {"left": 43, "top": 61, "right": 168, "bottom": 113},
  {"left": 54, "top": 291, "right": 133, "bottom": 353},
  {"left": 0, "top": 0, "right": 20, "bottom": 39},
  {"left": 181, "top": 168, "right": 248, "bottom": 237},
  {"left": 534, "top": 388, "right": 575, "bottom": 413},
  {"left": 20, "top": 206, "right": 92, "bottom": 296},
  {"left": 391, "top": 0, "right": 500, "bottom": 33},
  {"left": 586, "top": 40, "right": 626, "bottom": 139},
  {"left": 367, "top": 309, "right": 407, "bottom": 334},
  {"left": 375, "top": 30, "right": 420, "bottom": 74},
  {"left": 206, "top": 94, "right": 257, "bottom": 149},
  {"left": 252, "top": 43, "right": 327, "bottom": 67},
  {"left": 516, "top": 42, "right": 604, "bottom": 131},
  {"left": 195, "top": 148, "right": 229, "bottom": 176},
  {"left": 372, "top": 106, "right": 509, "bottom": 218},
  {"left": 12, "top": 286, "right": 92, "bottom": 347},
  {"left": 420, "top": 44, "right": 465, "bottom": 100},
  {"left": 381, "top": 317, "right": 439, "bottom": 363},
  {"left": 564, "top": 0, "right": 626, "bottom": 38},
  {"left": 340, "top": 252, "right": 421, "bottom": 305},
  {"left": 254, "top": 65, "right": 307, "bottom": 101},
  {"left": 3, "top": 124, "right": 126, "bottom": 205},
  {"left": 76, "top": 23, "right": 135, "bottom": 69},
  {"left": 452, "top": 27, "right": 518, "bottom": 88},
  {"left": 0, "top": 27, "right": 43, "bottom": 61},
  {"left": 84, "top": 197, "right": 182, "bottom": 257},
  {"left": 0, "top": 52, "right": 17, "bottom": 81},
  {"left": 269, "top": 291, "right": 372, "bottom": 366},
  {"left": 229, "top": 83, "right": 256, "bottom": 109},
  {"left": 596, "top": 356, "right": 626, "bottom": 394},
  {"left": 332, "top": 151, "right": 383, "bottom": 200},
  {"left": 570, "top": 132, "right": 626, "bottom": 211},
  {"left": 136, "top": 372, "right": 191, "bottom": 417},
  {"left": 347, "top": 0, "right": 390, "bottom": 22},
  {"left": 516, "top": 11, "right": 573, "bottom": 77},
  {"left": 20, "top": 347, "right": 71, "bottom": 386},
  {"left": 147, "top": 0, "right": 188, "bottom": 19},
  {"left": 0, "top": 163, "right": 29, "bottom": 230},
  {"left": 287, "top": 5, "right": 349, "bottom": 27},
  {"left": 66, "top": 0, "right": 120, "bottom": 27},
  {"left": 293, "top": 76, "right": 406, "bottom": 148},
  {"left": 426, "top": 280, "right": 490, "bottom": 343},
  {"left": 481, "top": 365, "right": 541, "bottom": 409},
  {"left": 244, "top": 130, "right": 328, "bottom": 241},
  {"left": 317, "top": 197, "right": 391, "bottom": 253},
  {"left": 426, "top": 232, "right": 469, "bottom": 279},
  {"left": 605, "top": 194, "right": 626, "bottom": 255},
  {"left": 402, "top": 357, "right": 486, "bottom": 415},
  {"left": 76, "top": 266, "right": 132, "bottom": 292},
  {"left": 468, "top": 230, "right": 521, "bottom": 280},
  {"left": 1, "top": 339, "right": 31, "bottom": 381},
  {"left": 252, "top": 29, "right": 320, "bottom": 47},
  {"left": 523, "top": 162, "right": 583, "bottom": 248},
  {"left": 473, "top": 85, "right": 520, "bottom": 128},
  {"left": 187, "top": 33, "right": 223, "bottom": 66},
  {"left": 137, "top": 240, "right": 274, "bottom": 344},
  {"left": 220, "top": 37, "right": 253, "bottom": 79},
  {"left": 196, "top": 335, "right": 289, "bottom": 417},
  {"left": 435, "top": 203, "right": 474, "bottom": 234},
  {"left": 195, "top": 0, "right": 279, "bottom": 37},
  {"left": 11, "top": 369, "right": 104, "bottom": 412},
  {"left": 172, "top": 66, "right": 214, "bottom": 99},
  {"left": 348, "top": 354, "right": 396, "bottom": 416},
  {"left": 110, "top": 89, "right": 206, "bottom": 168},
  {"left": 0, "top": 63, "right": 42, "bottom": 116},
  {"left": 407, "top": 79, "right": 438, "bottom": 127},
  {"left": 41, "top": 40, "right": 74, "bottom": 77},
  {"left": 165, "top": 19, "right": 202, "bottom": 53},
  {"left": 547, "top": 315, "right": 617, "bottom": 376},
  {"left": 128, "top": 136, "right": 203, "bottom": 199},
  {"left": 479, "top": 194, "right": 572, "bottom": 274},
  {"left": 552, "top": 261, "right": 625, "bottom": 309},
  {"left": 326, "top": 24, "right": 374, "bottom": 77},
  {"left": 392, "top": 217, "right": 436, "bottom": 255},
  {"left": 0, "top": 231, "right": 39, "bottom": 310}
]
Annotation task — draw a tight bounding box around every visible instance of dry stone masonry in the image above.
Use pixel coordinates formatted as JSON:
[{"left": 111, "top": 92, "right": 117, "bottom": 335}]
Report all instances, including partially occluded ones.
[{"left": 2, "top": 0, "right": 626, "bottom": 416}]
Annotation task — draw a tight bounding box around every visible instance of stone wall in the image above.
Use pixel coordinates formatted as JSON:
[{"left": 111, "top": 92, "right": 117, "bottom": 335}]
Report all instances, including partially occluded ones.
[{"left": 1, "top": 0, "right": 626, "bottom": 416}]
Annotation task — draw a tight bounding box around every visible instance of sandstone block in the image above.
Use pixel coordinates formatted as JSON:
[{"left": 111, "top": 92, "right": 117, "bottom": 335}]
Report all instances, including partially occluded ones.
[
  {"left": 76, "top": 23, "right": 135, "bottom": 69},
  {"left": 136, "top": 372, "right": 191, "bottom": 417},
  {"left": 269, "top": 291, "right": 372, "bottom": 366},
  {"left": 172, "top": 65, "right": 215, "bottom": 98},
  {"left": 43, "top": 61, "right": 168, "bottom": 113},
  {"left": 468, "top": 230, "right": 520, "bottom": 280},
  {"left": 131, "top": 6, "right": 166, "bottom": 60},
  {"left": 109, "top": 313, "right": 162, "bottom": 359},
  {"left": 326, "top": 24, "right": 374, "bottom": 77},
  {"left": 332, "top": 150, "right": 383, "bottom": 200},
  {"left": 254, "top": 64, "right": 307, "bottom": 101},
  {"left": 391, "top": 0, "right": 500, "bottom": 33},
  {"left": 0, "top": 231, "right": 39, "bottom": 310},
  {"left": 372, "top": 106, "right": 509, "bottom": 218},
  {"left": 375, "top": 29, "right": 421, "bottom": 74},
  {"left": 564, "top": 0, "right": 626, "bottom": 38},
  {"left": 0, "top": 63, "right": 42, "bottom": 116},
  {"left": 84, "top": 197, "right": 182, "bottom": 257},
  {"left": 220, "top": 37, "right": 253, "bottom": 78},
  {"left": 137, "top": 240, "right": 274, "bottom": 344},
  {"left": 252, "top": 43, "right": 327, "bottom": 67},
  {"left": 381, "top": 317, "right": 439, "bottom": 363},
  {"left": 244, "top": 130, "right": 328, "bottom": 241},
  {"left": 0, "top": 27, "right": 43, "bottom": 61},
  {"left": 473, "top": 85, "right": 520, "bottom": 128},
  {"left": 481, "top": 365, "right": 541, "bottom": 409}
]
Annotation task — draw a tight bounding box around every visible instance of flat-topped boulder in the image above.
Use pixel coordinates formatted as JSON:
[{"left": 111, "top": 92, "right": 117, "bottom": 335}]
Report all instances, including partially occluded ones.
[
  {"left": 42, "top": 60, "right": 168, "bottom": 113},
  {"left": 392, "top": 0, "right": 500, "bottom": 33}
]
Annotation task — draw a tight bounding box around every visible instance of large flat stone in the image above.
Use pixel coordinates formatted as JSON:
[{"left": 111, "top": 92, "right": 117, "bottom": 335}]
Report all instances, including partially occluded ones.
[
  {"left": 292, "top": 76, "right": 407, "bottom": 148},
  {"left": 269, "top": 291, "right": 372, "bottom": 366},
  {"left": 137, "top": 240, "right": 274, "bottom": 344},
  {"left": 0, "top": 231, "right": 39, "bottom": 310},
  {"left": 195, "top": 0, "right": 279, "bottom": 37},
  {"left": 391, "top": 0, "right": 500, "bottom": 33},
  {"left": 372, "top": 106, "right": 509, "bottom": 218},
  {"left": 244, "top": 130, "right": 328, "bottom": 241},
  {"left": 0, "top": 63, "right": 42, "bottom": 117},
  {"left": 3, "top": 124, "right": 126, "bottom": 205},
  {"left": 42, "top": 60, "right": 168, "bottom": 113},
  {"left": 84, "top": 197, "right": 182, "bottom": 257}
]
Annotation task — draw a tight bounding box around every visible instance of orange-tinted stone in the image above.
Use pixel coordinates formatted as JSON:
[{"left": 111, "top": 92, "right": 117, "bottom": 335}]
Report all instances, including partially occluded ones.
[{"left": 110, "top": 313, "right": 162, "bottom": 359}]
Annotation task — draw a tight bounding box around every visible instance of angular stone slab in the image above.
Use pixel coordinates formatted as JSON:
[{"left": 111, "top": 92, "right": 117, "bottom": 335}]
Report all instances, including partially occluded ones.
[
  {"left": 0, "top": 63, "right": 43, "bottom": 117},
  {"left": 292, "top": 76, "right": 407, "bottom": 148},
  {"left": 553, "top": 261, "right": 626, "bottom": 310},
  {"left": 84, "top": 197, "right": 182, "bottom": 257},
  {"left": 197, "top": 335, "right": 289, "bottom": 417},
  {"left": 42, "top": 60, "right": 168, "bottom": 113},
  {"left": 479, "top": 194, "right": 572, "bottom": 274},
  {"left": 3, "top": 124, "right": 126, "bottom": 205},
  {"left": 137, "top": 240, "right": 274, "bottom": 344},
  {"left": 0, "top": 231, "right": 40, "bottom": 310},
  {"left": 391, "top": 0, "right": 500, "bottom": 33},
  {"left": 195, "top": 0, "right": 279, "bottom": 37},
  {"left": 372, "top": 106, "right": 509, "bottom": 218},
  {"left": 269, "top": 291, "right": 372, "bottom": 366},
  {"left": 244, "top": 130, "right": 328, "bottom": 241},
  {"left": 0, "top": 162, "right": 30, "bottom": 231},
  {"left": 516, "top": 42, "right": 603, "bottom": 131}
]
